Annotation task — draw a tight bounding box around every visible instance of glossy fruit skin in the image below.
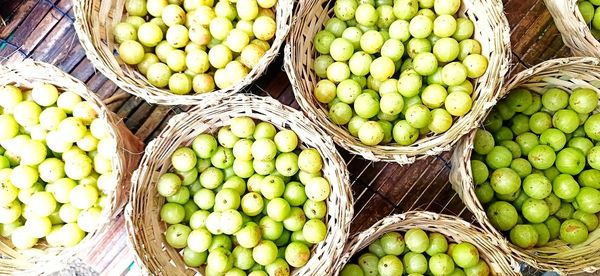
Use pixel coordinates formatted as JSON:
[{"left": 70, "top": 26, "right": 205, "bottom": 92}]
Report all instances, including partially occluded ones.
[
  {"left": 576, "top": 187, "right": 600, "bottom": 214},
  {"left": 403, "top": 252, "right": 428, "bottom": 274},
  {"left": 555, "top": 147, "right": 586, "bottom": 175},
  {"left": 489, "top": 167, "right": 521, "bottom": 195},
  {"left": 521, "top": 198, "right": 550, "bottom": 224},
  {"left": 560, "top": 219, "right": 589, "bottom": 245},
  {"left": 485, "top": 146, "right": 512, "bottom": 169},
  {"left": 0, "top": 83, "right": 124, "bottom": 248},
  {"left": 553, "top": 174, "right": 580, "bottom": 201},
  {"left": 522, "top": 174, "right": 552, "bottom": 199},
  {"left": 451, "top": 242, "right": 479, "bottom": 269},
  {"left": 358, "top": 252, "right": 380, "bottom": 276},
  {"left": 378, "top": 255, "right": 405, "bottom": 276},
  {"left": 464, "top": 259, "right": 490, "bottom": 276},
  {"left": 470, "top": 160, "right": 489, "bottom": 185},
  {"left": 305, "top": 0, "right": 486, "bottom": 146},
  {"left": 429, "top": 253, "right": 455, "bottom": 276},
  {"left": 470, "top": 83, "right": 600, "bottom": 249},
  {"left": 341, "top": 263, "right": 364, "bottom": 276},
  {"left": 573, "top": 210, "right": 599, "bottom": 231},
  {"left": 486, "top": 201, "right": 518, "bottom": 231},
  {"left": 153, "top": 121, "right": 334, "bottom": 272},
  {"left": 380, "top": 231, "right": 406, "bottom": 255},
  {"left": 510, "top": 224, "right": 538, "bottom": 249}
]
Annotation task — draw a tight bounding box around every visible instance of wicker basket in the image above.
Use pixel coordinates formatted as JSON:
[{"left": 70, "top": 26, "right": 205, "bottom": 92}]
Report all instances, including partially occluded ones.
[
  {"left": 332, "top": 211, "right": 521, "bottom": 275},
  {"left": 284, "top": 0, "right": 511, "bottom": 164},
  {"left": 544, "top": 0, "right": 600, "bottom": 58},
  {"left": 0, "top": 60, "right": 143, "bottom": 275},
  {"left": 72, "top": 0, "right": 293, "bottom": 105},
  {"left": 450, "top": 57, "right": 600, "bottom": 274},
  {"left": 125, "top": 94, "right": 353, "bottom": 275}
]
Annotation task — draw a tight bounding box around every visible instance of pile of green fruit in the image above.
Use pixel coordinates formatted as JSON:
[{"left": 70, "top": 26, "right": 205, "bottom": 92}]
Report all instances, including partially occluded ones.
[
  {"left": 578, "top": 0, "right": 600, "bottom": 39},
  {"left": 115, "top": 0, "right": 278, "bottom": 94},
  {"left": 0, "top": 83, "right": 115, "bottom": 249},
  {"left": 156, "top": 117, "right": 331, "bottom": 275},
  {"left": 472, "top": 86, "right": 600, "bottom": 248},
  {"left": 340, "top": 229, "right": 491, "bottom": 276},
  {"left": 312, "top": 0, "right": 489, "bottom": 146}
]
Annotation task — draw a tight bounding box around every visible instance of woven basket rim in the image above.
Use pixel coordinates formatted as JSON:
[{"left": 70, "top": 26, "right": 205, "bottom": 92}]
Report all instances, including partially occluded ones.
[
  {"left": 332, "top": 211, "right": 522, "bottom": 275},
  {"left": 544, "top": 0, "right": 600, "bottom": 58},
  {"left": 449, "top": 57, "right": 600, "bottom": 274},
  {"left": 72, "top": 0, "right": 294, "bottom": 105},
  {"left": 0, "top": 59, "right": 143, "bottom": 274},
  {"left": 284, "top": 0, "right": 512, "bottom": 164},
  {"left": 125, "top": 93, "right": 354, "bottom": 275}
]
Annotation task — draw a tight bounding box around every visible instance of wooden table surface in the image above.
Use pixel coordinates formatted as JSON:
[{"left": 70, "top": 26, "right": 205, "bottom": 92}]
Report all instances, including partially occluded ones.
[{"left": 0, "top": 0, "right": 576, "bottom": 275}]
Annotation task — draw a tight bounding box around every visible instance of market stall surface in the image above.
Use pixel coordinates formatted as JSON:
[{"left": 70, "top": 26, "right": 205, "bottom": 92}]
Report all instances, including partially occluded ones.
[{"left": 0, "top": 0, "right": 577, "bottom": 275}]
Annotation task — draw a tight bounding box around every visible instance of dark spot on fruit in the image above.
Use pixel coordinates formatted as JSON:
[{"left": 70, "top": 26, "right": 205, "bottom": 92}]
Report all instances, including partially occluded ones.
[{"left": 567, "top": 225, "right": 579, "bottom": 232}]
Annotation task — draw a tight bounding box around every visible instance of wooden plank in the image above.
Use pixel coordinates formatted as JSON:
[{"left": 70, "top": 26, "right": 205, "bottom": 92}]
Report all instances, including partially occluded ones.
[
  {"left": 17, "top": 0, "right": 72, "bottom": 54},
  {"left": 257, "top": 75, "right": 290, "bottom": 98},
  {"left": 399, "top": 166, "right": 450, "bottom": 210},
  {"left": 554, "top": 44, "right": 574, "bottom": 58},
  {"left": 0, "top": 0, "right": 57, "bottom": 56},
  {"left": 106, "top": 89, "right": 135, "bottom": 112},
  {"left": 116, "top": 95, "right": 145, "bottom": 119},
  {"left": 35, "top": 27, "right": 87, "bottom": 71},
  {"left": 511, "top": 1, "right": 555, "bottom": 58},
  {"left": 85, "top": 73, "right": 113, "bottom": 98},
  {"left": 0, "top": 0, "right": 37, "bottom": 37},
  {"left": 446, "top": 194, "right": 474, "bottom": 220},
  {"left": 346, "top": 158, "right": 379, "bottom": 185},
  {"left": 134, "top": 105, "right": 175, "bottom": 141},
  {"left": 1, "top": 0, "right": 592, "bottom": 274},
  {"left": 533, "top": 31, "right": 572, "bottom": 62},
  {"left": 350, "top": 189, "right": 396, "bottom": 233},
  {"left": 276, "top": 85, "right": 297, "bottom": 107},
  {"left": 517, "top": 22, "right": 564, "bottom": 66},
  {"left": 349, "top": 172, "right": 369, "bottom": 198},
  {"left": 147, "top": 111, "right": 178, "bottom": 141},
  {"left": 94, "top": 78, "right": 120, "bottom": 100},
  {"left": 253, "top": 55, "right": 289, "bottom": 97},
  {"left": 509, "top": 53, "right": 530, "bottom": 76},
  {"left": 124, "top": 102, "right": 155, "bottom": 132},
  {"left": 371, "top": 158, "right": 448, "bottom": 206},
  {"left": 503, "top": 0, "right": 540, "bottom": 30},
  {"left": 69, "top": 57, "right": 101, "bottom": 83}
]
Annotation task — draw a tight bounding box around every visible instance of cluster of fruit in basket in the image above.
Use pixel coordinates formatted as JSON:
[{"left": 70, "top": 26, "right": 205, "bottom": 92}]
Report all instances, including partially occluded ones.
[
  {"left": 312, "top": 0, "right": 488, "bottom": 146},
  {"left": 156, "top": 117, "right": 331, "bottom": 275},
  {"left": 578, "top": 0, "right": 600, "bottom": 39},
  {"left": 114, "top": 0, "right": 277, "bottom": 95},
  {"left": 341, "top": 229, "right": 490, "bottom": 276},
  {"left": 472, "top": 87, "right": 600, "bottom": 248},
  {"left": 0, "top": 84, "right": 115, "bottom": 249}
]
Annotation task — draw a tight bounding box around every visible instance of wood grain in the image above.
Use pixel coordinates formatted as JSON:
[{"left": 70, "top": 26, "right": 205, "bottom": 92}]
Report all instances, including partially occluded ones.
[{"left": 0, "top": 0, "right": 578, "bottom": 274}]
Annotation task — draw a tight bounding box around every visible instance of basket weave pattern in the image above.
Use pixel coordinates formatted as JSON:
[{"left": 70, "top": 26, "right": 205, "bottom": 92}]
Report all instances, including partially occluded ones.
[
  {"left": 0, "top": 60, "right": 143, "bottom": 275},
  {"left": 544, "top": 0, "right": 600, "bottom": 58},
  {"left": 450, "top": 57, "right": 600, "bottom": 274},
  {"left": 125, "top": 94, "right": 353, "bottom": 275},
  {"left": 332, "top": 211, "right": 521, "bottom": 275},
  {"left": 73, "top": 0, "right": 294, "bottom": 105},
  {"left": 284, "top": 0, "right": 511, "bottom": 164}
]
